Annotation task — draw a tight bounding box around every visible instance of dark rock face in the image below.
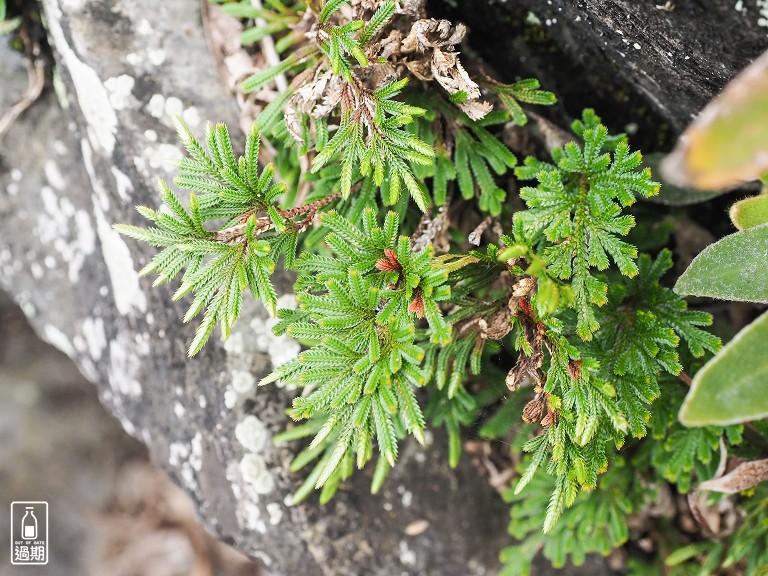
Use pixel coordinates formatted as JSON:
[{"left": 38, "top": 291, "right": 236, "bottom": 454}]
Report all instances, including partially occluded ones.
[
  {"left": 438, "top": 0, "right": 768, "bottom": 134},
  {"left": 0, "top": 1, "right": 511, "bottom": 574}
]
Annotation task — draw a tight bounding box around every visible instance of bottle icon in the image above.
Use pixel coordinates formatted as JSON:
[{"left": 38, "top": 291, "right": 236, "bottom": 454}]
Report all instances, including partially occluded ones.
[{"left": 21, "top": 507, "right": 37, "bottom": 540}]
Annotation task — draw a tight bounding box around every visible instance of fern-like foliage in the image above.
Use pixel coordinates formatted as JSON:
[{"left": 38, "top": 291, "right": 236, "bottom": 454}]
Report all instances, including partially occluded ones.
[
  {"left": 500, "top": 118, "right": 721, "bottom": 529},
  {"left": 509, "top": 250, "right": 720, "bottom": 531},
  {"left": 231, "top": 0, "right": 555, "bottom": 220},
  {"left": 645, "top": 378, "right": 742, "bottom": 493},
  {"left": 311, "top": 78, "right": 435, "bottom": 209},
  {"left": 484, "top": 77, "right": 557, "bottom": 126},
  {"left": 262, "top": 208, "right": 451, "bottom": 486},
  {"left": 501, "top": 369, "right": 745, "bottom": 573},
  {"left": 514, "top": 110, "right": 660, "bottom": 339},
  {"left": 501, "top": 455, "right": 649, "bottom": 575},
  {"left": 115, "top": 120, "right": 330, "bottom": 355},
  {"left": 454, "top": 111, "right": 518, "bottom": 215},
  {"left": 113, "top": 2, "right": 768, "bottom": 571}
]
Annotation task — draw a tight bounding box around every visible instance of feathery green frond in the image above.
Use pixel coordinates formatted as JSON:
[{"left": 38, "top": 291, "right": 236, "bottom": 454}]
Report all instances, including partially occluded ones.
[
  {"left": 515, "top": 110, "right": 660, "bottom": 339},
  {"left": 115, "top": 121, "right": 316, "bottom": 354}
]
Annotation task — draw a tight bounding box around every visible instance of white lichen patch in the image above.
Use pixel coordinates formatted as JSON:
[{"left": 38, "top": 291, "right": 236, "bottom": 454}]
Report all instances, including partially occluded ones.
[
  {"left": 223, "top": 331, "right": 245, "bottom": 355},
  {"left": 250, "top": 294, "right": 301, "bottom": 369},
  {"left": 239, "top": 454, "right": 276, "bottom": 495},
  {"left": 110, "top": 167, "right": 134, "bottom": 203},
  {"left": 169, "top": 441, "right": 190, "bottom": 467},
  {"left": 146, "top": 48, "right": 166, "bottom": 66},
  {"left": 143, "top": 93, "right": 201, "bottom": 131},
  {"left": 44, "top": 324, "right": 76, "bottom": 358},
  {"left": 399, "top": 540, "right": 417, "bottom": 566},
  {"left": 40, "top": 186, "right": 67, "bottom": 232},
  {"left": 20, "top": 301, "right": 36, "bottom": 318},
  {"left": 266, "top": 502, "right": 283, "bottom": 525},
  {"left": 242, "top": 501, "right": 267, "bottom": 534},
  {"left": 758, "top": 0, "right": 768, "bottom": 29},
  {"left": 146, "top": 94, "right": 166, "bottom": 118},
  {"left": 104, "top": 74, "right": 136, "bottom": 110},
  {"left": 72, "top": 210, "right": 97, "bottom": 279},
  {"left": 125, "top": 52, "right": 141, "bottom": 67},
  {"left": 235, "top": 415, "right": 270, "bottom": 452},
  {"left": 223, "top": 295, "right": 301, "bottom": 412},
  {"left": 95, "top": 207, "right": 146, "bottom": 314},
  {"left": 146, "top": 143, "right": 184, "bottom": 172},
  {"left": 181, "top": 106, "right": 201, "bottom": 127},
  {"left": 44, "top": 160, "right": 65, "bottom": 191},
  {"left": 231, "top": 369, "right": 256, "bottom": 394},
  {"left": 36, "top": 180, "right": 97, "bottom": 283},
  {"left": 43, "top": 0, "right": 117, "bottom": 153},
  {"left": 136, "top": 18, "right": 153, "bottom": 36},
  {"left": 526, "top": 11, "right": 541, "bottom": 25},
  {"left": 224, "top": 388, "right": 238, "bottom": 409},
  {"left": 108, "top": 333, "right": 144, "bottom": 397},
  {"left": 164, "top": 96, "right": 184, "bottom": 118},
  {"left": 189, "top": 432, "right": 203, "bottom": 472},
  {"left": 81, "top": 316, "right": 106, "bottom": 361},
  {"left": 83, "top": 139, "right": 147, "bottom": 316}
]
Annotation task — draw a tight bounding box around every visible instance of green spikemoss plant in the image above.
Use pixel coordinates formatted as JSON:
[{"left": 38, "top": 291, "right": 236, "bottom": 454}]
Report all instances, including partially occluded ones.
[{"left": 112, "top": 0, "right": 768, "bottom": 572}]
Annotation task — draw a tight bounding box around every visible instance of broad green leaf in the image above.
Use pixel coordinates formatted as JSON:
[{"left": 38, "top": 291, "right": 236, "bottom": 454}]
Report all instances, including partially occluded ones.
[
  {"left": 680, "top": 311, "right": 768, "bottom": 426},
  {"left": 674, "top": 222, "right": 768, "bottom": 303},
  {"left": 662, "top": 49, "right": 768, "bottom": 190},
  {"left": 729, "top": 193, "right": 768, "bottom": 230}
]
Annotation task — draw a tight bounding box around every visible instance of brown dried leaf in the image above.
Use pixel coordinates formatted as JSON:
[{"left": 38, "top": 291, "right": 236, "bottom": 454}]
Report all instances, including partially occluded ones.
[
  {"left": 697, "top": 458, "right": 768, "bottom": 494},
  {"left": 483, "top": 308, "right": 513, "bottom": 340},
  {"left": 431, "top": 49, "right": 477, "bottom": 97},
  {"left": 522, "top": 396, "right": 546, "bottom": 424},
  {"left": 400, "top": 19, "right": 491, "bottom": 120},
  {"left": 457, "top": 100, "right": 493, "bottom": 121},
  {"left": 512, "top": 278, "right": 536, "bottom": 298},
  {"left": 401, "top": 19, "right": 466, "bottom": 52},
  {"left": 398, "top": 0, "right": 427, "bottom": 18},
  {"left": 376, "top": 30, "right": 405, "bottom": 61},
  {"left": 314, "top": 75, "right": 344, "bottom": 118},
  {"left": 540, "top": 409, "right": 557, "bottom": 427},
  {"left": 411, "top": 204, "right": 451, "bottom": 253},
  {"left": 285, "top": 72, "right": 335, "bottom": 144},
  {"left": 505, "top": 367, "right": 520, "bottom": 391},
  {"left": 430, "top": 50, "right": 490, "bottom": 120}
]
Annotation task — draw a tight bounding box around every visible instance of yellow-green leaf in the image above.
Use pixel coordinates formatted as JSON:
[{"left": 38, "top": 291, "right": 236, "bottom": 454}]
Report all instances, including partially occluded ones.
[
  {"left": 662, "top": 49, "right": 768, "bottom": 190},
  {"left": 643, "top": 153, "right": 728, "bottom": 206},
  {"left": 729, "top": 193, "right": 768, "bottom": 230}
]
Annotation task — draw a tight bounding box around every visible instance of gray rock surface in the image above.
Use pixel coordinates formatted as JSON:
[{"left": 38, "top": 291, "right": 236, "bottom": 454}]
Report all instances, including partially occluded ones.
[
  {"left": 0, "top": 2, "right": 513, "bottom": 574},
  {"left": 0, "top": 290, "right": 260, "bottom": 576},
  {"left": 0, "top": 290, "right": 146, "bottom": 576}
]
